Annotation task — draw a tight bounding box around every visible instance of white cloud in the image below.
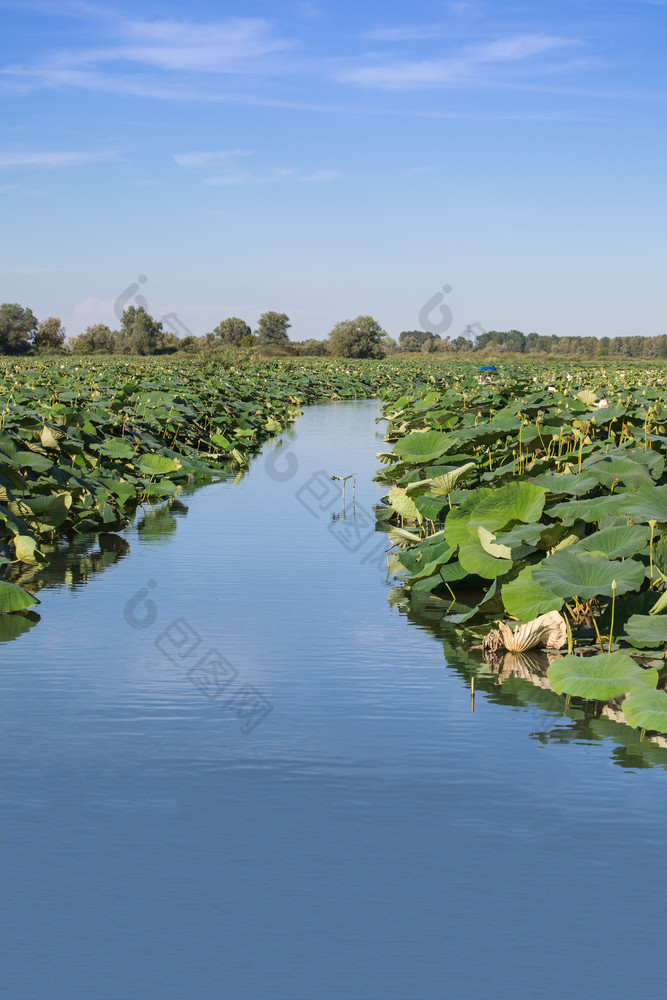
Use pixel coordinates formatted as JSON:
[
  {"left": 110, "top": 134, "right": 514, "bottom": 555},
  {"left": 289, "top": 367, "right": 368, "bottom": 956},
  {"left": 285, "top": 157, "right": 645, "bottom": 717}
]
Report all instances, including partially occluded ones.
[
  {"left": 205, "top": 168, "right": 296, "bottom": 186},
  {"left": 339, "top": 34, "right": 578, "bottom": 90},
  {"left": 0, "top": 149, "right": 120, "bottom": 167},
  {"left": 72, "top": 297, "right": 117, "bottom": 329},
  {"left": 51, "top": 17, "right": 292, "bottom": 74},
  {"left": 300, "top": 169, "right": 340, "bottom": 182},
  {"left": 203, "top": 166, "right": 339, "bottom": 186},
  {"left": 173, "top": 150, "right": 252, "bottom": 168}
]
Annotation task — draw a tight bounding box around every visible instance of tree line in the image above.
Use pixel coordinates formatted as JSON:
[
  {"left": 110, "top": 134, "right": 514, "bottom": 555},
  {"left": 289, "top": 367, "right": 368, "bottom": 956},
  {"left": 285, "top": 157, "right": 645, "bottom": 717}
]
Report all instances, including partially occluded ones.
[{"left": 1, "top": 301, "right": 666, "bottom": 359}]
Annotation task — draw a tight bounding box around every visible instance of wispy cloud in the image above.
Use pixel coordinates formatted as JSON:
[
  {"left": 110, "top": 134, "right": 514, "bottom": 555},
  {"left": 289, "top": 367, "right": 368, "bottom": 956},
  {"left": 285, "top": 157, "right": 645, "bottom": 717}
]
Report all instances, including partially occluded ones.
[
  {"left": 62, "top": 17, "right": 292, "bottom": 73},
  {"left": 363, "top": 24, "right": 454, "bottom": 42},
  {"left": 204, "top": 165, "right": 340, "bottom": 186},
  {"left": 0, "top": 149, "right": 120, "bottom": 167},
  {"left": 339, "top": 33, "right": 578, "bottom": 89},
  {"left": 173, "top": 150, "right": 252, "bottom": 168}
]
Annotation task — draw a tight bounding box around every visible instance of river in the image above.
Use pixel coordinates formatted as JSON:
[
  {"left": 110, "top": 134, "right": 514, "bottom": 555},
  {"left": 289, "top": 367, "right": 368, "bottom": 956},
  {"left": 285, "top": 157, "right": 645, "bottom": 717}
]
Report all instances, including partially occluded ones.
[{"left": 2, "top": 399, "right": 665, "bottom": 999}]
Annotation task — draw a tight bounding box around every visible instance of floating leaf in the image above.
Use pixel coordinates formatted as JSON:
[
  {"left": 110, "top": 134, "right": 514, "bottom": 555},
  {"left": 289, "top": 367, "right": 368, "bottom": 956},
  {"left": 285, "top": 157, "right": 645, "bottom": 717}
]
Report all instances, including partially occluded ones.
[
  {"left": 0, "top": 579, "right": 39, "bottom": 613},
  {"left": 138, "top": 454, "right": 180, "bottom": 476},
  {"left": 93, "top": 439, "right": 134, "bottom": 459},
  {"left": 393, "top": 430, "right": 452, "bottom": 464},
  {"left": 547, "top": 651, "right": 657, "bottom": 700},
  {"left": 623, "top": 688, "right": 667, "bottom": 733}
]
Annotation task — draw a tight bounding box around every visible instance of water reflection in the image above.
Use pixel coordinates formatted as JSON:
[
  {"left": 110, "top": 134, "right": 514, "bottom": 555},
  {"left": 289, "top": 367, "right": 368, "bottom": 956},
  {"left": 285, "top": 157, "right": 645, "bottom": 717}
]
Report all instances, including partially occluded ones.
[
  {"left": 1, "top": 498, "right": 193, "bottom": 643},
  {"left": 391, "top": 588, "right": 667, "bottom": 772}
]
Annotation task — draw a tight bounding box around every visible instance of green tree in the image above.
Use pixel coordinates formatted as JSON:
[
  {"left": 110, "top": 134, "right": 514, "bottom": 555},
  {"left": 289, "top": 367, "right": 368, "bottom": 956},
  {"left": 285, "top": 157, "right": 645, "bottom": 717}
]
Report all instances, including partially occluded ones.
[
  {"left": 399, "top": 329, "right": 433, "bottom": 351},
  {"left": 118, "top": 306, "right": 164, "bottom": 355},
  {"left": 33, "top": 316, "right": 66, "bottom": 350},
  {"left": 298, "top": 338, "right": 329, "bottom": 356},
  {"left": 256, "top": 311, "right": 291, "bottom": 345},
  {"left": 327, "top": 316, "right": 385, "bottom": 358},
  {"left": 213, "top": 317, "right": 251, "bottom": 346},
  {"left": 178, "top": 335, "right": 202, "bottom": 353},
  {"left": 400, "top": 334, "right": 421, "bottom": 353},
  {"left": 0, "top": 303, "right": 37, "bottom": 354},
  {"left": 74, "top": 323, "right": 116, "bottom": 352}
]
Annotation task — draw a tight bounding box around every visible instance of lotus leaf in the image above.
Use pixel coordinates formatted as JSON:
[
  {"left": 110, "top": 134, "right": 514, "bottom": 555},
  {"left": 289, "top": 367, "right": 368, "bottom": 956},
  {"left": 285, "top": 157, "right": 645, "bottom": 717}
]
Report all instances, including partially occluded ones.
[
  {"left": 569, "top": 524, "right": 650, "bottom": 560},
  {"left": 0, "top": 579, "right": 39, "bottom": 613},
  {"left": 623, "top": 614, "right": 667, "bottom": 649},
  {"left": 547, "top": 651, "right": 657, "bottom": 700},
  {"left": 623, "top": 688, "right": 667, "bottom": 733},
  {"left": 501, "top": 565, "right": 564, "bottom": 619},
  {"left": 466, "top": 481, "right": 546, "bottom": 536},
  {"left": 533, "top": 550, "right": 644, "bottom": 599},
  {"left": 138, "top": 454, "right": 180, "bottom": 476},
  {"left": 393, "top": 430, "right": 451, "bottom": 463}
]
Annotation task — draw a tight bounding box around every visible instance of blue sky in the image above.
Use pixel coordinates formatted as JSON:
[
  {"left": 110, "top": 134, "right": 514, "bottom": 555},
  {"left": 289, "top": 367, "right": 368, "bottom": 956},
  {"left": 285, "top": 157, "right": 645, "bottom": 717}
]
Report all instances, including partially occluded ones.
[{"left": 1, "top": 0, "right": 666, "bottom": 342}]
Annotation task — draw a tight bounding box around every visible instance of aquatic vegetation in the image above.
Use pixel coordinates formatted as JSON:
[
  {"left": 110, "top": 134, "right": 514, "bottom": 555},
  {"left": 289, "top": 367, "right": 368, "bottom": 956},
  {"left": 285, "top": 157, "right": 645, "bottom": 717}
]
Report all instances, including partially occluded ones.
[
  {"left": 376, "top": 359, "right": 667, "bottom": 736},
  {"left": 0, "top": 355, "right": 443, "bottom": 615}
]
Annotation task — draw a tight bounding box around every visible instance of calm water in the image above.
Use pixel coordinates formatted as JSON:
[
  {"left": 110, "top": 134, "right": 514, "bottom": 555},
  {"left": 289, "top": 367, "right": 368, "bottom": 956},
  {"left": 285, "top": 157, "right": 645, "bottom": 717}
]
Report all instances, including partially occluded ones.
[{"left": 2, "top": 399, "right": 666, "bottom": 999}]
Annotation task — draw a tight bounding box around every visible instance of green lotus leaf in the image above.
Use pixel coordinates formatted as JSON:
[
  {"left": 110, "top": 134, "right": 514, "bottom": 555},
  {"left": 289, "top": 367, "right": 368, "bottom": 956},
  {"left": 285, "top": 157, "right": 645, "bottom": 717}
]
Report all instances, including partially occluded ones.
[
  {"left": 405, "top": 462, "right": 475, "bottom": 498},
  {"left": 477, "top": 526, "right": 512, "bottom": 559},
  {"left": 16, "top": 451, "right": 53, "bottom": 473},
  {"left": 533, "top": 550, "right": 644, "bottom": 599},
  {"left": 91, "top": 439, "right": 135, "bottom": 459},
  {"left": 210, "top": 432, "right": 231, "bottom": 450},
  {"left": 392, "top": 429, "right": 453, "bottom": 464},
  {"left": 546, "top": 494, "right": 628, "bottom": 525},
  {"left": 9, "top": 492, "right": 72, "bottom": 531},
  {"left": 547, "top": 651, "right": 657, "bottom": 700},
  {"left": 623, "top": 614, "right": 667, "bottom": 649},
  {"left": 467, "top": 481, "right": 547, "bottom": 536},
  {"left": 569, "top": 524, "right": 650, "bottom": 560},
  {"left": 138, "top": 454, "right": 181, "bottom": 476},
  {"left": 502, "top": 565, "right": 564, "bottom": 619},
  {"left": 458, "top": 536, "right": 512, "bottom": 579},
  {"left": 584, "top": 455, "right": 654, "bottom": 491},
  {"left": 528, "top": 472, "right": 599, "bottom": 497},
  {"left": 621, "top": 484, "right": 667, "bottom": 523},
  {"left": 425, "top": 462, "right": 476, "bottom": 496},
  {"left": 444, "top": 488, "right": 494, "bottom": 549},
  {"left": 0, "top": 579, "right": 39, "bottom": 613},
  {"left": 497, "top": 523, "right": 545, "bottom": 548},
  {"left": 388, "top": 487, "right": 422, "bottom": 523},
  {"left": 14, "top": 534, "right": 40, "bottom": 563},
  {"left": 623, "top": 688, "right": 667, "bottom": 733},
  {"left": 412, "top": 494, "right": 448, "bottom": 521},
  {"left": 653, "top": 536, "right": 667, "bottom": 577}
]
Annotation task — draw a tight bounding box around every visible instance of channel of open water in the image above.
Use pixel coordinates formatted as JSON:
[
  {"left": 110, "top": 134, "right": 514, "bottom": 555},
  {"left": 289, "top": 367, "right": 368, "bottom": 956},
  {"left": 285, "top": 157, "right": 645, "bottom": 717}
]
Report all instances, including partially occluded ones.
[{"left": 2, "top": 399, "right": 666, "bottom": 999}]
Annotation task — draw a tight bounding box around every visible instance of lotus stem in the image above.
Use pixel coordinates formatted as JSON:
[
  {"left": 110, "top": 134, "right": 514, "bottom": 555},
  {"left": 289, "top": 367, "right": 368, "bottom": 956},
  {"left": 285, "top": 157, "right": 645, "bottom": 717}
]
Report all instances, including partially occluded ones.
[
  {"left": 470, "top": 675, "right": 475, "bottom": 713},
  {"left": 608, "top": 579, "right": 617, "bottom": 653},
  {"left": 589, "top": 607, "right": 605, "bottom": 653},
  {"left": 649, "top": 519, "right": 657, "bottom": 586}
]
